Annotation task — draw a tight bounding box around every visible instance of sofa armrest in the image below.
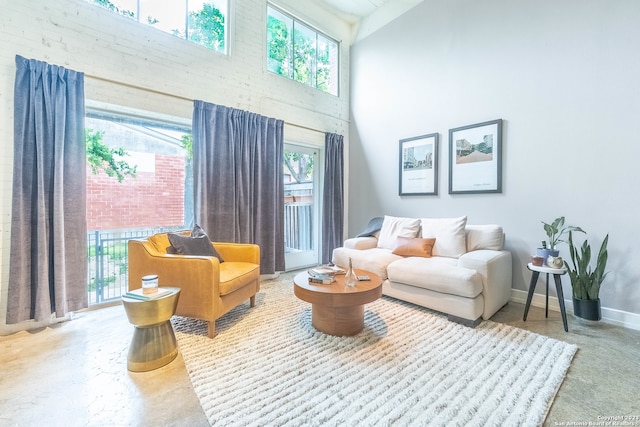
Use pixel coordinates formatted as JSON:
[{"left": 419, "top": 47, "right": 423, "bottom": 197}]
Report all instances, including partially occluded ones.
[
  {"left": 458, "top": 250, "right": 512, "bottom": 319},
  {"left": 213, "top": 242, "right": 260, "bottom": 264},
  {"left": 344, "top": 236, "right": 378, "bottom": 250}
]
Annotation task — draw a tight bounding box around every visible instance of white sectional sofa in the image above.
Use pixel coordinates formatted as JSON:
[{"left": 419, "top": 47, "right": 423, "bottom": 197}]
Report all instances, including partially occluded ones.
[{"left": 332, "top": 215, "right": 512, "bottom": 326}]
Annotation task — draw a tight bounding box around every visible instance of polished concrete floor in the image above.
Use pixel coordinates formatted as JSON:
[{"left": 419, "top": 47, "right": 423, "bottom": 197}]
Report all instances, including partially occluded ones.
[{"left": 1, "top": 273, "right": 639, "bottom": 427}]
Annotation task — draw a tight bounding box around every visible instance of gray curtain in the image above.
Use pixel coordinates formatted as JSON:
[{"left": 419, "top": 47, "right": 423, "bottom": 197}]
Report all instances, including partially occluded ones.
[
  {"left": 192, "top": 100, "right": 285, "bottom": 274},
  {"left": 322, "top": 132, "right": 344, "bottom": 264},
  {"left": 7, "top": 55, "right": 87, "bottom": 324}
]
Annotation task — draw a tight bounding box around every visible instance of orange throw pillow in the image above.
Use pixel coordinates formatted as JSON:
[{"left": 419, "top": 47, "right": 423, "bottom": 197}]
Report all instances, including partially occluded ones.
[{"left": 392, "top": 236, "right": 436, "bottom": 258}]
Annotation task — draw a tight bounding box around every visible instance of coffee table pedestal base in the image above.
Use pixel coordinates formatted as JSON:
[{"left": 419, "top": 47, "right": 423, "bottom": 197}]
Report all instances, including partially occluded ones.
[{"left": 312, "top": 304, "right": 365, "bottom": 336}]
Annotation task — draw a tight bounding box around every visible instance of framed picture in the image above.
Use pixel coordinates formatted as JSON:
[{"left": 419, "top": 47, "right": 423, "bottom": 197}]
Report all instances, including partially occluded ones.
[
  {"left": 448, "top": 119, "right": 503, "bottom": 194},
  {"left": 399, "top": 133, "right": 439, "bottom": 195}
]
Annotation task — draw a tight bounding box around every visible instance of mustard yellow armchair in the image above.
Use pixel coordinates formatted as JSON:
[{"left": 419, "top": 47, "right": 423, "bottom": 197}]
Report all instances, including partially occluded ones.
[{"left": 128, "top": 233, "right": 260, "bottom": 338}]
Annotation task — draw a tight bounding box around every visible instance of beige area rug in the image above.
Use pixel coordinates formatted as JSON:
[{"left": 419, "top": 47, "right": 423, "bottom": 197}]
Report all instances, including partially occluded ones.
[{"left": 172, "top": 274, "right": 577, "bottom": 427}]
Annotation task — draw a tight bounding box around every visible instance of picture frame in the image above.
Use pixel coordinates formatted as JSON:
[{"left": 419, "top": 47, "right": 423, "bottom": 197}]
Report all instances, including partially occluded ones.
[
  {"left": 448, "top": 119, "right": 503, "bottom": 194},
  {"left": 399, "top": 133, "right": 439, "bottom": 196}
]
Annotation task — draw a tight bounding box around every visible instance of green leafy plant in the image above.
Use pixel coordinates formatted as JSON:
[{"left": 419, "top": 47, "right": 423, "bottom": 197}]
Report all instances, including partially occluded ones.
[
  {"left": 565, "top": 231, "right": 609, "bottom": 300},
  {"left": 542, "top": 216, "right": 585, "bottom": 250},
  {"left": 86, "top": 128, "right": 137, "bottom": 183}
]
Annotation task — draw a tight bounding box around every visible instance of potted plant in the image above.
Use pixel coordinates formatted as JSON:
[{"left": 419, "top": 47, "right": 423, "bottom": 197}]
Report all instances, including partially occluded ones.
[
  {"left": 564, "top": 231, "right": 609, "bottom": 321},
  {"left": 537, "top": 216, "right": 585, "bottom": 261}
]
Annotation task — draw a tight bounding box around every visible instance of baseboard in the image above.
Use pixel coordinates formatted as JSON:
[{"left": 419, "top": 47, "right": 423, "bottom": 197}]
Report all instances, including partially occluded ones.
[{"left": 510, "top": 289, "right": 640, "bottom": 331}]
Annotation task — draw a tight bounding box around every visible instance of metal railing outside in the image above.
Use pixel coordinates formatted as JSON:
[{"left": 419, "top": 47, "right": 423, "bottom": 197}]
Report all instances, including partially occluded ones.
[
  {"left": 87, "top": 226, "right": 183, "bottom": 305},
  {"left": 284, "top": 202, "right": 312, "bottom": 252},
  {"left": 88, "top": 205, "right": 314, "bottom": 304}
]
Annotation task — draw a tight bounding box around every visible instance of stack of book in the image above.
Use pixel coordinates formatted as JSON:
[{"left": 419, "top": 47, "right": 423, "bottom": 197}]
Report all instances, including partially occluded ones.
[
  {"left": 124, "top": 288, "right": 172, "bottom": 301},
  {"left": 307, "top": 265, "right": 345, "bottom": 284}
]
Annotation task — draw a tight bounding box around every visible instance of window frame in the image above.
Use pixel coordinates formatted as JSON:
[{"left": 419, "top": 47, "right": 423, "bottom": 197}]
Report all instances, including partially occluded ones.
[
  {"left": 266, "top": 3, "right": 340, "bottom": 96},
  {"left": 86, "top": 0, "right": 229, "bottom": 55}
]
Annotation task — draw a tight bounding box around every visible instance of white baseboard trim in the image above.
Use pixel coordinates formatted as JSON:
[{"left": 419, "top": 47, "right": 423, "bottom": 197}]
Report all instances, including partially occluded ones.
[{"left": 510, "top": 289, "right": 640, "bottom": 331}]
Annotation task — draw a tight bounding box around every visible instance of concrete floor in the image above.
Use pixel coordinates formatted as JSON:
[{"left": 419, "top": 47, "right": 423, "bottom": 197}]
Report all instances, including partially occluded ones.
[{"left": 1, "top": 273, "right": 639, "bottom": 427}]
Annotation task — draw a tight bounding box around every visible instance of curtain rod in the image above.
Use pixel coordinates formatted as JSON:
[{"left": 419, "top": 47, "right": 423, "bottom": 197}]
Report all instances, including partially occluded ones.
[{"left": 85, "top": 73, "right": 331, "bottom": 134}]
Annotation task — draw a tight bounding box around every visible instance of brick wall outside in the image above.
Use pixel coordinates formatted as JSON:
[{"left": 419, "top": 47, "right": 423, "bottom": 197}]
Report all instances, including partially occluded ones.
[{"left": 86, "top": 154, "right": 186, "bottom": 230}]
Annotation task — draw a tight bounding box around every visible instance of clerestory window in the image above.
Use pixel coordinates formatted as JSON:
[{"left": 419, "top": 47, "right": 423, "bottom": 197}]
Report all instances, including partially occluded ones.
[
  {"left": 267, "top": 4, "right": 339, "bottom": 96},
  {"left": 86, "top": 0, "right": 228, "bottom": 54}
]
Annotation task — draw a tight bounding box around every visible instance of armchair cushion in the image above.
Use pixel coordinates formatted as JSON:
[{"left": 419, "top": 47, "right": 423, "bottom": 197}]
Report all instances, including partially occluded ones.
[{"left": 219, "top": 262, "right": 260, "bottom": 295}]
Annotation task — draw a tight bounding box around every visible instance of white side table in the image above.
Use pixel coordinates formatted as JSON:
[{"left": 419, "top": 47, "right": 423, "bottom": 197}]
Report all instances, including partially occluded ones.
[{"left": 523, "top": 263, "right": 569, "bottom": 332}]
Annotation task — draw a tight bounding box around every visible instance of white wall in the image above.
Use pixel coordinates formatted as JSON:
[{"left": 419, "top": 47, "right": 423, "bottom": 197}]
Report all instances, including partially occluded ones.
[
  {"left": 0, "top": 0, "right": 352, "bottom": 334},
  {"left": 349, "top": 0, "right": 640, "bottom": 324}
]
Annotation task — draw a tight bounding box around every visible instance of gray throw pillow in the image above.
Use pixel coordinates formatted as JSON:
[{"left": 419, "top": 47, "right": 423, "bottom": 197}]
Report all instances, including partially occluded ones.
[{"left": 168, "top": 225, "right": 224, "bottom": 262}]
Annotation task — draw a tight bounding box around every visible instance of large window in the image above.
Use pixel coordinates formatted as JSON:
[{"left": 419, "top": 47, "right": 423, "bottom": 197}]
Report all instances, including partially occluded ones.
[
  {"left": 85, "top": 108, "right": 192, "bottom": 304},
  {"left": 267, "top": 4, "right": 339, "bottom": 96},
  {"left": 87, "top": 0, "right": 227, "bottom": 54}
]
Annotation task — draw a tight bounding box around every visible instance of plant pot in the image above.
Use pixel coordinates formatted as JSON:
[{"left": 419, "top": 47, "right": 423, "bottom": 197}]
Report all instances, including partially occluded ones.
[
  {"left": 536, "top": 248, "right": 559, "bottom": 265},
  {"left": 572, "top": 297, "right": 601, "bottom": 321}
]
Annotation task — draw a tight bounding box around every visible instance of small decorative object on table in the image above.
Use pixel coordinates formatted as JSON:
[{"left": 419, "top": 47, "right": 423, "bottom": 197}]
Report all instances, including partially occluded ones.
[
  {"left": 531, "top": 256, "right": 545, "bottom": 266},
  {"left": 142, "top": 274, "right": 159, "bottom": 294},
  {"left": 345, "top": 258, "right": 358, "bottom": 287},
  {"left": 547, "top": 256, "right": 564, "bottom": 269}
]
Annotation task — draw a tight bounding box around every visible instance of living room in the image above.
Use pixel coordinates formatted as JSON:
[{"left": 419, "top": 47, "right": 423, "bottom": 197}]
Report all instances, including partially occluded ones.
[{"left": 1, "top": 0, "right": 639, "bottom": 425}]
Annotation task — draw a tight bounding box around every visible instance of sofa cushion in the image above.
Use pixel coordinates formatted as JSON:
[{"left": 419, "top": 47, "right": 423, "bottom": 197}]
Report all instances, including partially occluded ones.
[
  {"left": 332, "top": 247, "right": 403, "bottom": 280},
  {"left": 392, "top": 236, "right": 436, "bottom": 258},
  {"left": 465, "top": 224, "right": 504, "bottom": 251},
  {"left": 377, "top": 215, "right": 421, "bottom": 250},
  {"left": 387, "top": 257, "right": 483, "bottom": 298},
  {"left": 420, "top": 216, "right": 467, "bottom": 258}
]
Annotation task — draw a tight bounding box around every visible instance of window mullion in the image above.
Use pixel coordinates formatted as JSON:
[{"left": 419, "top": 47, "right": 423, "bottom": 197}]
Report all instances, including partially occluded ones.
[
  {"left": 314, "top": 33, "right": 318, "bottom": 89},
  {"left": 185, "top": 0, "right": 189, "bottom": 40},
  {"left": 291, "top": 21, "right": 295, "bottom": 80}
]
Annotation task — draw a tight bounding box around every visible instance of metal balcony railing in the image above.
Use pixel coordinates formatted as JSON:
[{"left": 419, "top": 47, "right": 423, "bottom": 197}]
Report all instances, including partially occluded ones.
[{"left": 87, "top": 204, "right": 314, "bottom": 304}]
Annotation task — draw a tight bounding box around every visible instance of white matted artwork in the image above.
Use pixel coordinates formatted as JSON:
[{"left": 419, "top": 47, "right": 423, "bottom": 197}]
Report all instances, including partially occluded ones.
[
  {"left": 448, "top": 119, "right": 503, "bottom": 194},
  {"left": 399, "top": 133, "right": 439, "bottom": 196}
]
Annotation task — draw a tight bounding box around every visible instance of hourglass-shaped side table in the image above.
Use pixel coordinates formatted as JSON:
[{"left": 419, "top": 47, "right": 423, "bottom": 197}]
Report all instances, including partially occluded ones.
[{"left": 122, "top": 287, "right": 181, "bottom": 372}]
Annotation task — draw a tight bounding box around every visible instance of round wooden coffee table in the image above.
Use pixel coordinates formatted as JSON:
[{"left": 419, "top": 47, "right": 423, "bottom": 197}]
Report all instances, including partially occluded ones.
[{"left": 293, "top": 269, "right": 382, "bottom": 336}]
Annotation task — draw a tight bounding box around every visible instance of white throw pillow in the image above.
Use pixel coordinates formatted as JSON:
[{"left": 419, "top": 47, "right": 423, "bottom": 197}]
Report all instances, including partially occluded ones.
[
  {"left": 420, "top": 216, "right": 467, "bottom": 258},
  {"left": 465, "top": 224, "right": 504, "bottom": 251},
  {"left": 377, "top": 215, "right": 421, "bottom": 250}
]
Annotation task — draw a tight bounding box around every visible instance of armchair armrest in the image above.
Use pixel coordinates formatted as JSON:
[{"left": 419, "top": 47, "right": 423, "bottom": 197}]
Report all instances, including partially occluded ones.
[
  {"left": 213, "top": 242, "right": 260, "bottom": 264},
  {"left": 344, "top": 236, "right": 378, "bottom": 250}
]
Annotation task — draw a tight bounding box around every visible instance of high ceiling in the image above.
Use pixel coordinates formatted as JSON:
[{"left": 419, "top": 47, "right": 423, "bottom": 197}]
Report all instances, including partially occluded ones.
[
  {"left": 310, "top": 0, "right": 423, "bottom": 41},
  {"left": 314, "top": 0, "right": 398, "bottom": 20}
]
